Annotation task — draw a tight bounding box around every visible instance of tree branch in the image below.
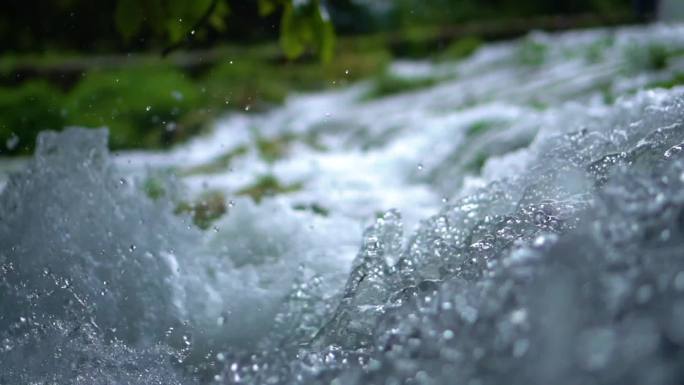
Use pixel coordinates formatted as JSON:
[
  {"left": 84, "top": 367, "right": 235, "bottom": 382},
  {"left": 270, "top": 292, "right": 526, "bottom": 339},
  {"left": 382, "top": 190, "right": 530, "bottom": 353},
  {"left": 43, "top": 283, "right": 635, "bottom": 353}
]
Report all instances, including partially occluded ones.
[{"left": 162, "top": 0, "right": 219, "bottom": 57}]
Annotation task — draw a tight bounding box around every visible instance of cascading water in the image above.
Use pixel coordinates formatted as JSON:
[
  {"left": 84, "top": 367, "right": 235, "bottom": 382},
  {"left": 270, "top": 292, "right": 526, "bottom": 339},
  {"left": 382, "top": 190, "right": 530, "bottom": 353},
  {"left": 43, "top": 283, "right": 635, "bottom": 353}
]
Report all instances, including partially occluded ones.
[{"left": 2, "top": 23, "right": 684, "bottom": 385}]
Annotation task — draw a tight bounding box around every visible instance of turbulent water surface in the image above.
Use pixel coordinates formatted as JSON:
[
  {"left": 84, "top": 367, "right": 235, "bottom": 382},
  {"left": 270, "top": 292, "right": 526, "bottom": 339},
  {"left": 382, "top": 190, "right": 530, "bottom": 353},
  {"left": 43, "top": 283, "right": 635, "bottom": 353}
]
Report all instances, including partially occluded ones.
[{"left": 2, "top": 24, "right": 684, "bottom": 384}]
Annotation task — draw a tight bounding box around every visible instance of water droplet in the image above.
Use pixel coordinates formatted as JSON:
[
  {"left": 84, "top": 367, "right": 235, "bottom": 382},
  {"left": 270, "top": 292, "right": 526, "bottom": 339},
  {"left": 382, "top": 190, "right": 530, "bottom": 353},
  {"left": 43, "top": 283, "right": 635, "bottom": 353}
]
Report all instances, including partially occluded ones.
[
  {"left": 6, "top": 133, "right": 19, "bottom": 150},
  {"left": 513, "top": 339, "right": 530, "bottom": 357},
  {"left": 129, "top": 244, "right": 136, "bottom": 252},
  {"left": 145, "top": 106, "right": 151, "bottom": 112},
  {"left": 674, "top": 271, "right": 684, "bottom": 291},
  {"left": 171, "top": 90, "right": 184, "bottom": 101},
  {"left": 244, "top": 105, "right": 251, "bottom": 112},
  {"left": 344, "top": 69, "right": 350, "bottom": 75},
  {"left": 636, "top": 285, "right": 653, "bottom": 303},
  {"left": 417, "top": 163, "right": 424, "bottom": 171}
]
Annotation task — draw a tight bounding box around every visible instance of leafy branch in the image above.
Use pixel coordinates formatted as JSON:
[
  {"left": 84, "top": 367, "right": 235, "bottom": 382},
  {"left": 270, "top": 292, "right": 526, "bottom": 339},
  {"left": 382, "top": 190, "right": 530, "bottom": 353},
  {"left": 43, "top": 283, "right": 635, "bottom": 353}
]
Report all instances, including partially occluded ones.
[
  {"left": 114, "top": 0, "right": 335, "bottom": 61},
  {"left": 161, "top": 0, "right": 219, "bottom": 56}
]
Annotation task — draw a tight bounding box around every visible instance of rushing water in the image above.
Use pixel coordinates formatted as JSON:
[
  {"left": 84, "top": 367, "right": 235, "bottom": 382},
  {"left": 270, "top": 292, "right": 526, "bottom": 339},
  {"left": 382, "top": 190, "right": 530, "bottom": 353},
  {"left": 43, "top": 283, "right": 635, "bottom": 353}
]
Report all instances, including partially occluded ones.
[{"left": 2, "top": 24, "right": 684, "bottom": 384}]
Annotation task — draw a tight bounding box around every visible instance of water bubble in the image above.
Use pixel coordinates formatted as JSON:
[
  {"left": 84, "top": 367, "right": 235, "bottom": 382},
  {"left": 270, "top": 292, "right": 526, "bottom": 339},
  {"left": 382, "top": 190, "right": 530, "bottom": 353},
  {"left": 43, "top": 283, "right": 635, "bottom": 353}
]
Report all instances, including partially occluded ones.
[
  {"left": 5, "top": 133, "right": 19, "bottom": 150},
  {"left": 674, "top": 271, "right": 684, "bottom": 291}
]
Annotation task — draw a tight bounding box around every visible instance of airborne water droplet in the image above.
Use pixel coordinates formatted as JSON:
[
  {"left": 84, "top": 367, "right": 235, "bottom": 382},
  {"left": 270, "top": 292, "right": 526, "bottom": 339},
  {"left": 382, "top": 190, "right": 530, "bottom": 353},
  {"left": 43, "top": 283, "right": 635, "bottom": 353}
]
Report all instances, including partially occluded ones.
[{"left": 6, "top": 133, "right": 19, "bottom": 150}]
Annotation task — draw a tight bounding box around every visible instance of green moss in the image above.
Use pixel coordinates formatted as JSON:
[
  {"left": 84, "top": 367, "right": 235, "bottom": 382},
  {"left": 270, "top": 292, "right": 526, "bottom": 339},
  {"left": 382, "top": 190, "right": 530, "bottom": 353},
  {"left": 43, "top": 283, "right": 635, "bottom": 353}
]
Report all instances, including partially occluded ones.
[
  {"left": 466, "top": 119, "right": 502, "bottom": 138},
  {"left": 365, "top": 72, "right": 445, "bottom": 99},
  {"left": 65, "top": 67, "right": 203, "bottom": 150},
  {"left": 142, "top": 176, "right": 166, "bottom": 200},
  {"left": 584, "top": 36, "right": 614, "bottom": 64},
  {"left": 464, "top": 152, "right": 489, "bottom": 173},
  {"left": 256, "top": 133, "right": 296, "bottom": 163},
  {"left": 236, "top": 174, "right": 303, "bottom": 203},
  {"left": 527, "top": 99, "right": 548, "bottom": 110},
  {"left": 438, "top": 37, "right": 482, "bottom": 61},
  {"left": 293, "top": 202, "right": 330, "bottom": 216},
  {"left": 623, "top": 43, "right": 684, "bottom": 73},
  {"left": 0, "top": 81, "right": 65, "bottom": 155},
  {"left": 175, "top": 190, "right": 227, "bottom": 230},
  {"left": 0, "top": 43, "right": 393, "bottom": 156},
  {"left": 645, "top": 45, "right": 670, "bottom": 71},
  {"left": 517, "top": 38, "right": 547, "bottom": 67},
  {"left": 648, "top": 73, "right": 684, "bottom": 90},
  {"left": 179, "top": 145, "right": 249, "bottom": 176}
]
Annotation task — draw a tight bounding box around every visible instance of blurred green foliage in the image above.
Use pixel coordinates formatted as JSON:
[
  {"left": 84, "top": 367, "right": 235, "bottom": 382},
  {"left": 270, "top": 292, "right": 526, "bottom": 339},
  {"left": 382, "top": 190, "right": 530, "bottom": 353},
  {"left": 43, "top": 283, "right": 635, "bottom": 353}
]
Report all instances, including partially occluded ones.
[
  {"left": 650, "top": 73, "right": 684, "bottom": 89},
  {"left": 175, "top": 190, "right": 227, "bottom": 229},
  {"left": 2, "top": 0, "right": 633, "bottom": 54},
  {"left": 517, "top": 38, "right": 548, "bottom": 66},
  {"left": 237, "top": 174, "right": 303, "bottom": 202},
  {"left": 0, "top": 0, "right": 638, "bottom": 155},
  {"left": 0, "top": 45, "right": 392, "bottom": 155},
  {"left": 66, "top": 68, "right": 203, "bottom": 149},
  {"left": 365, "top": 73, "right": 446, "bottom": 100},
  {"left": 437, "top": 37, "right": 483, "bottom": 61},
  {"left": 0, "top": 82, "right": 65, "bottom": 154}
]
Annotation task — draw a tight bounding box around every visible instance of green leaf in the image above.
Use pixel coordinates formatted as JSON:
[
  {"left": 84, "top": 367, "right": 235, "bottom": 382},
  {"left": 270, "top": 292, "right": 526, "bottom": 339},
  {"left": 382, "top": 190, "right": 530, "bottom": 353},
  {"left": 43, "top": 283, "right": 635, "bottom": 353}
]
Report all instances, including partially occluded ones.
[
  {"left": 279, "top": 0, "right": 335, "bottom": 62},
  {"left": 313, "top": 6, "right": 335, "bottom": 62},
  {"left": 279, "top": 3, "right": 306, "bottom": 59},
  {"left": 114, "top": 0, "right": 144, "bottom": 41},
  {"left": 209, "top": 1, "right": 230, "bottom": 32},
  {"left": 258, "top": 0, "right": 279, "bottom": 16}
]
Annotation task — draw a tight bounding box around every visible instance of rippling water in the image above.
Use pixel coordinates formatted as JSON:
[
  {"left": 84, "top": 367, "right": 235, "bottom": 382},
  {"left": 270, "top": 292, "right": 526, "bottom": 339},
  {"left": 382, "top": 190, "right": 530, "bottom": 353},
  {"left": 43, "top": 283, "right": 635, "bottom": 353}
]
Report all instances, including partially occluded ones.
[{"left": 2, "top": 24, "right": 684, "bottom": 384}]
